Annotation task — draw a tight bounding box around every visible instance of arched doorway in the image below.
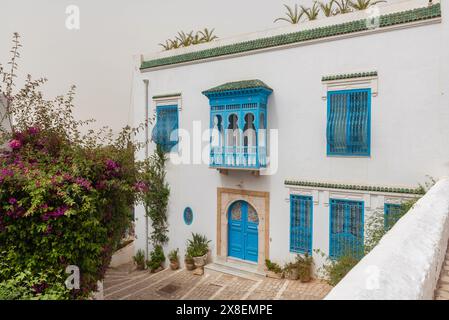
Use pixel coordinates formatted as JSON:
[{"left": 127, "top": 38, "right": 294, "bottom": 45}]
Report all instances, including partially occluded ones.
[{"left": 228, "top": 200, "right": 259, "bottom": 262}]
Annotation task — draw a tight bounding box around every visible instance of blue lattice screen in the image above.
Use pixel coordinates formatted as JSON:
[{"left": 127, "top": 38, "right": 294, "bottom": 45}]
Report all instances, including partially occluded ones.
[{"left": 290, "top": 195, "right": 313, "bottom": 254}]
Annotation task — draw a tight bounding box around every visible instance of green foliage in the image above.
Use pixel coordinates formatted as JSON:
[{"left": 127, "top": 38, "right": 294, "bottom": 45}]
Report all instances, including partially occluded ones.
[
  {"left": 350, "top": 0, "right": 386, "bottom": 10},
  {"left": 159, "top": 28, "right": 218, "bottom": 51},
  {"left": 140, "top": 145, "right": 169, "bottom": 247},
  {"left": 265, "top": 259, "right": 282, "bottom": 273},
  {"left": 320, "top": 0, "right": 336, "bottom": 17},
  {"left": 324, "top": 255, "right": 359, "bottom": 286},
  {"left": 301, "top": 2, "right": 321, "bottom": 21},
  {"left": 133, "top": 249, "right": 146, "bottom": 270},
  {"left": 168, "top": 248, "right": 179, "bottom": 262},
  {"left": 146, "top": 245, "right": 165, "bottom": 271},
  {"left": 274, "top": 4, "right": 304, "bottom": 24},
  {"left": 186, "top": 233, "right": 211, "bottom": 257},
  {"left": 0, "top": 34, "right": 146, "bottom": 299},
  {"left": 334, "top": 0, "right": 353, "bottom": 14},
  {"left": 296, "top": 253, "right": 314, "bottom": 281}
]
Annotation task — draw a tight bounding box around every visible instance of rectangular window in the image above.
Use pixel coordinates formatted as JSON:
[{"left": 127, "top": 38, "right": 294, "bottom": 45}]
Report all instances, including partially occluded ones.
[
  {"left": 290, "top": 195, "right": 313, "bottom": 254},
  {"left": 384, "top": 203, "right": 402, "bottom": 230},
  {"left": 329, "top": 199, "right": 364, "bottom": 259},
  {"left": 327, "top": 89, "right": 371, "bottom": 156},
  {"left": 152, "top": 104, "right": 179, "bottom": 152}
]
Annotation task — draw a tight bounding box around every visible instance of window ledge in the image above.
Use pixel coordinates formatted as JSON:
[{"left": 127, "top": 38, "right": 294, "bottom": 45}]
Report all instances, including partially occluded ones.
[{"left": 322, "top": 72, "right": 378, "bottom": 100}]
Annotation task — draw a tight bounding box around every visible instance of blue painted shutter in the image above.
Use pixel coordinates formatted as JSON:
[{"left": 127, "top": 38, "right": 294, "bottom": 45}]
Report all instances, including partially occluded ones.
[
  {"left": 327, "top": 89, "right": 370, "bottom": 155},
  {"left": 152, "top": 105, "right": 178, "bottom": 152},
  {"left": 384, "top": 204, "right": 402, "bottom": 229},
  {"left": 290, "top": 195, "right": 313, "bottom": 254},
  {"left": 330, "top": 199, "right": 364, "bottom": 259}
]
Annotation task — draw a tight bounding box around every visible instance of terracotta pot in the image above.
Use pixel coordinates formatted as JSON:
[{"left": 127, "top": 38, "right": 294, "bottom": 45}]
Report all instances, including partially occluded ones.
[
  {"left": 193, "top": 253, "right": 208, "bottom": 267},
  {"left": 170, "top": 261, "right": 179, "bottom": 270},
  {"left": 266, "top": 270, "right": 283, "bottom": 279},
  {"left": 299, "top": 274, "right": 311, "bottom": 283}
]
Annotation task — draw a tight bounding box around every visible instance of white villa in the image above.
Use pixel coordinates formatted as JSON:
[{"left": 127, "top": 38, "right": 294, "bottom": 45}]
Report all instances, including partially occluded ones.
[{"left": 132, "top": 0, "right": 448, "bottom": 278}]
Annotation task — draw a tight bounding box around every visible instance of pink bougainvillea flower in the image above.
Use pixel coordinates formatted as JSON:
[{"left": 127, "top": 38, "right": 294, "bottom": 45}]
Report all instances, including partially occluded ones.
[
  {"left": 134, "top": 181, "right": 149, "bottom": 193},
  {"left": 75, "top": 177, "right": 92, "bottom": 190},
  {"left": 8, "top": 139, "right": 22, "bottom": 150},
  {"left": 105, "top": 159, "right": 119, "bottom": 171},
  {"left": 8, "top": 198, "right": 17, "bottom": 205},
  {"left": 27, "top": 127, "right": 40, "bottom": 135}
]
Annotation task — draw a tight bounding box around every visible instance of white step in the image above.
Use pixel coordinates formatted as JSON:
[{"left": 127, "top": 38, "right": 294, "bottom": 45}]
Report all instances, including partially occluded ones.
[
  {"left": 204, "top": 259, "right": 266, "bottom": 281},
  {"left": 435, "top": 290, "right": 449, "bottom": 300},
  {"left": 440, "top": 276, "right": 449, "bottom": 284}
]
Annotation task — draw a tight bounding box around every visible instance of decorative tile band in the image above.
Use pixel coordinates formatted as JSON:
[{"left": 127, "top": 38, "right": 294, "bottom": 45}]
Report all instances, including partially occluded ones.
[
  {"left": 284, "top": 180, "right": 425, "bottom": 195},
  {"left": 152, "top": 93, "right": 181, "bottom": 99},
  {"left": 141, "top": 4, "right": 441, "bottom": 70},
  {"left": 202, "top": 79, "right": 272, "bottom": 95},
  {"left": 322, "top": 71, "right": 378, "bottom": 82}
]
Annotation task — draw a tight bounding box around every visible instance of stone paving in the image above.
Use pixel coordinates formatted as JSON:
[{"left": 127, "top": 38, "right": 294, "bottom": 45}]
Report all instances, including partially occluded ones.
[
  {"left": 103, "top": 263, "right": 332, "bottom": 300},
  {"left": 435, "top": 242, "right": 449, "bottom": 300}
]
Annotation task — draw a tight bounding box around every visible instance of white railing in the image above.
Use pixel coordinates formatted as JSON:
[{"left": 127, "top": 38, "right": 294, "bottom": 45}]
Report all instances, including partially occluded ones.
[{"left": 325, "top": 178, "right": 449, "bottom": 300}]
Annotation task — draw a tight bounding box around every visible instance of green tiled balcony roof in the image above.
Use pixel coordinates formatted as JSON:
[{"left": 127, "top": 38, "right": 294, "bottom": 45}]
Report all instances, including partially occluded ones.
[
  {"left": 152, "top": 93, "right": 181, "bottom": 99},
  {"left": 322, "top": 71, "right": 378, "bottom": 82},
  {"left": 202, "top": 79, "right": 272, "bottom": 95},
  {"left": 284, "top": 179, "right": 425, "bottom": 195},
  {"left": 141, "top": 4, "right": 441, "bottom": 70}
]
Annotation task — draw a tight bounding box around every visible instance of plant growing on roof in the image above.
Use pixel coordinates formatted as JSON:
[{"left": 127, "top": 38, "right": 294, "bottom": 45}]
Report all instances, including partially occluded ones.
[
  {"left": 334, "top": 0, "right": 353, "bottom": 14},
  {"left": 349, "top": 0, "right": 386, "bottom": 10},
  {"left": 274, "top": 4, "right": 305, "bottom": 24},
  {"left": 158, "top": 40, "right": 171, "bottom": 51},
  {"left": 199, "top": 28, "right": 218, "bottom": 42},
  {"left": 301, "top": 2, "right": 321, "bottom": 21},
  {"left": 319, "top": 0, "right": 336, "bottom": 17},
  {"left": 176, "top": 31, "right": 194, "bottom": 47}
]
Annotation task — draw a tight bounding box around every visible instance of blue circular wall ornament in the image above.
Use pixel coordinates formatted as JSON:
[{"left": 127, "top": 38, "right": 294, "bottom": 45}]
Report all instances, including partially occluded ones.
[{"left": 183, "top": 207, "right": 193, "bottom": 225}]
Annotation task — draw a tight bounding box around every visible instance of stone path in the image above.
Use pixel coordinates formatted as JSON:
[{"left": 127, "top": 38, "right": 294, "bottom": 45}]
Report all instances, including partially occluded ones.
[
  {"left": 435, "top": 243, "right": 449, "bottom": 300},
  {"left": 103, "top": 263, "right": 332, "bottom": 300}
]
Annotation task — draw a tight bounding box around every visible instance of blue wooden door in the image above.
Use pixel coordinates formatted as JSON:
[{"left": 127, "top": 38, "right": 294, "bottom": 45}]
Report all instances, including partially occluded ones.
[{"left": 228, "top": 201, "right": 259, "bottom": 262}]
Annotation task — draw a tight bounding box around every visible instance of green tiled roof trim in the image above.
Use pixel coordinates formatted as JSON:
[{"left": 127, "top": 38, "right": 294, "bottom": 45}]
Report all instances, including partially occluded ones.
[
  {"left": 152, "top": 93, "right": 181, "bottom": 99},
  {"left": 202, "top": 80, "right": 272, "bottom": 94},
  {"left": 284, "top": 180, "right": 425, "bottom": 195},
  {"left": 322, "top": 71, "right": 378, "bottom": 82},
  {"left": 141, "top": 4, "right": 441, "bottom": 70}
]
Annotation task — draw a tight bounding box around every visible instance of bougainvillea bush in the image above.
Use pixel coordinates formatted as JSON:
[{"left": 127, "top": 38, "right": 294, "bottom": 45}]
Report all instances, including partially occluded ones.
[{"left": 0, "top": 33, "right": 145, "bottom": 299}]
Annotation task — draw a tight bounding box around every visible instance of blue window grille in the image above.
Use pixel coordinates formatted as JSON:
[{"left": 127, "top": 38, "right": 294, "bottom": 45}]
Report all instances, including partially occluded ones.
[
  {"left": 327, "top": 89, "right": 371, "bottom": 156},
  {"left": 329, "top": 199, "right": 364, "bottom": 259},
  {"left": 384, "top": 203, "right": 402, "bottom": 230},
  {"left": 290, "top": 195, "right": 313, "bottom": 254},
  {"left": 151, "top": 105, "right": 179, "bottom": 152}
]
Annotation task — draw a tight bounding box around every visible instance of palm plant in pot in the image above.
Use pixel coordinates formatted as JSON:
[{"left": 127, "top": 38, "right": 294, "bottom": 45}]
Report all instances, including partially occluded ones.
[
  {"left": 168, "top": 248, "right": 180, "bottom": 270},
  {"left": 186, "top": 233, "right": 211, "bottom": 267},
  {"left": 296, "top": 253, "right": 314, "bottom": 282}
]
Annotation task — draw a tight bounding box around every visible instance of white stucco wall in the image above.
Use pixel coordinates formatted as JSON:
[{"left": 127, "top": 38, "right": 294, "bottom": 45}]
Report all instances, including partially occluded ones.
[
  {"left": 325, "top": 178, "right": 449, "bottom": 300},
  {"left": 132, "top": 1, "right": 449, "bottom": 270}
]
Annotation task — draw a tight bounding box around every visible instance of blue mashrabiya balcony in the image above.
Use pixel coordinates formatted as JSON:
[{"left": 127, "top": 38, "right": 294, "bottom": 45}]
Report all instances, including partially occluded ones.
[{"left": 202, "top": 80, "right": 272, "bottom": 171}]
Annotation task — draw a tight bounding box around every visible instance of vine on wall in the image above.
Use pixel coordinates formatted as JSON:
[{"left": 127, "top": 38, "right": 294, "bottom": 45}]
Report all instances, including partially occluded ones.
[{"left": 140, "top": 145, "right": 170, "bottom": 247}]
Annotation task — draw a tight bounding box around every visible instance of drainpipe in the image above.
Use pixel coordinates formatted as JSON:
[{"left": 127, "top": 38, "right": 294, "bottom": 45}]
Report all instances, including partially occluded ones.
[{"left": 143, "top": 79, "right": 149, "bottom": 261}]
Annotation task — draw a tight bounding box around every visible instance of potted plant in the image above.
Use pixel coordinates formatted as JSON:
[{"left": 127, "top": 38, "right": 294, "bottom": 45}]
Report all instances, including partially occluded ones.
[
  {"left": 265, "top": 259, "right": 283, "bottom": 279},
  {"left": 296, "top": 253, "right": 313, "bottom": 283},
  {"left": 283, "top": 261, "right": 299, "bottom": 280},
  {"left": 184, "top": 254, "right": 195, "bottom": 271},
  {"left": 186, "top": 233, "right": 211, "bottom": 267},
  {"left": 168, "top": 248, "right": 180, "bottom": 270},
  {"left": 146, "top": 245, "right": 165, "bottom": 273},
  {"left": 133, "top": 249, "right": 145, "bottom": 270}
]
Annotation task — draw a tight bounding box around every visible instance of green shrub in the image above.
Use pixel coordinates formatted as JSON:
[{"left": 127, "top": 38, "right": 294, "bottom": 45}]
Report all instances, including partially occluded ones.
[
  {"left": 133, "top": 249, "right": 146, "bottom": 270},
  {"left": 146, "top": 245, "right": 165, "bottom": 272},
  {"left": 186, "top": 233, "right": 210, "bottom": 257},
  {"left": 168, "top": 248, "right": 179, "bottom": 263},
  {"left": 265, "top": 259, "right": 282, "bottom": 274},
  {"left": 323, "top": 255, "right": 359, "bottom": 286},
  {"left": 296, "top": 253, "right": 313, "bottom": 282}
]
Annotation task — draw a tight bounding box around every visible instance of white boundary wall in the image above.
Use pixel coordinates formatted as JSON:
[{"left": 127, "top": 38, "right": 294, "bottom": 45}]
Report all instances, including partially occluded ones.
[{"left": 325, "top": 178, "right": 449, "bottom": 300}]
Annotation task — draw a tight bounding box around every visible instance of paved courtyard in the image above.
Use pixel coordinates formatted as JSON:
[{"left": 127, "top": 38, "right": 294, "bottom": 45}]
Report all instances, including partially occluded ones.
[{"left": 103, "top": 263, "right": 332, "bottom": 300}]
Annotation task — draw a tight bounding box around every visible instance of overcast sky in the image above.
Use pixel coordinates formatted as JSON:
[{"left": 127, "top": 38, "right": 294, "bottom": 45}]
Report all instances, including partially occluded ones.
[{"left": 0, "top": 0, "right": 402, "bottom": 131}]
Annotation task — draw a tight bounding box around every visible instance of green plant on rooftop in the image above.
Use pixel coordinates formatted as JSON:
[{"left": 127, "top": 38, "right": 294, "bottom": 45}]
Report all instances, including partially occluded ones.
[
  {"left": 159, "top": 28, "right": 218, "bottom": 51},
  {"left": 301, "top": 2, "right": 321, "bottom": 21},
  {"left": 334, "top": 0, "right": 353, "bottom": 14},
  {"left": 320, "top": 0, "right": 336, "bottom": 17},
  {"left": 349, "top": 0, "right": 386, "bottom": 11},
  {"left": 274, "top": 4, "right": 305, "bottom": 24}
]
